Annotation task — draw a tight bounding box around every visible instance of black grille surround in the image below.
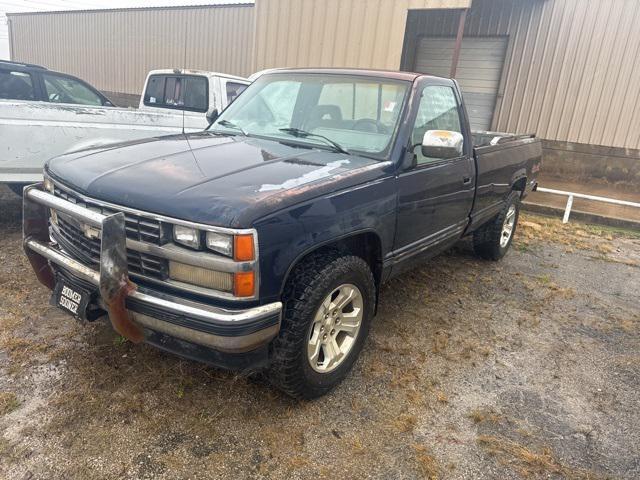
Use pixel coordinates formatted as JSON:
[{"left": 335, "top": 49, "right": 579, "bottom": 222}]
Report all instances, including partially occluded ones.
[{"left": 51, "top": 187, "right": 168, "bottom": 281}]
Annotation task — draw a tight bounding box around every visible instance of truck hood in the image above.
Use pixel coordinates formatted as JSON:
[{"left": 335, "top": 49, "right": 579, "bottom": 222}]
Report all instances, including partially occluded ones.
[{"left": 46, "top": 132, "right": 389, "bottom": 228}]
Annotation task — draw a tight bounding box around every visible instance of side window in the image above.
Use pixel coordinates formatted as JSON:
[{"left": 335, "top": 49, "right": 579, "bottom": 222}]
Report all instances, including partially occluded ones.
[
  {"left": 411, "top": 85, "right": 462, "bottom": 165},
  {"left": 143, "top": 75, "right": 208, "bottom": 112},
  {"left": 0, "top": 69, "right": 36, "bottom": 101},
  {"left": 43, "top": 74, "right": 103, "bottom": 106},
  {"left": 226, "top": 81, "right": 248, "bottom": 104}
]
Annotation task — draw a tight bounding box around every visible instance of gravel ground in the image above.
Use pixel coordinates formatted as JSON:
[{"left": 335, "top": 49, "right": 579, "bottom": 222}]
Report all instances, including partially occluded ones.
[{"left": 0, "top": 184, "right": 639, "bottom": 480}]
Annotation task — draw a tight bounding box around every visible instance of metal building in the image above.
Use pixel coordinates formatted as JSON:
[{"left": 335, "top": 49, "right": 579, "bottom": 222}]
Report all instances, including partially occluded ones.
[
  {"left": 8, "top": 4, "right": 256, "bottom": 98},
  {"left": 6, "top": 0, "right": 640, "bottom": 172}
]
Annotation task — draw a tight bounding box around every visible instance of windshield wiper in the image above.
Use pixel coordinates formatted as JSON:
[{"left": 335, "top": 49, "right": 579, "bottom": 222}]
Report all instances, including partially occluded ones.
[
  {"left": 214, "top": 119, "right": 248, "bottom": 136},
  {"left": 278, "top": 128, "right": 350, "bottom": 155}
]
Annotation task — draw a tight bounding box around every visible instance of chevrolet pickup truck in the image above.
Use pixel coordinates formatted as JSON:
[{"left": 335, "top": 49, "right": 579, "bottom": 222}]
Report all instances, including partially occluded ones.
[
  {"left": 23, "top": 69, "right": 541, "bottom": 399},
  {"left": 1, "top": 62, "right": 249, "bottom": 192}
]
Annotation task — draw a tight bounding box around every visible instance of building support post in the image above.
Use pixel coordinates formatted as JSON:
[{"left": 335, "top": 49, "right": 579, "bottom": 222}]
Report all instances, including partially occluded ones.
[{"left": 450, "top": 8, "right": 468, "bottom": 78}]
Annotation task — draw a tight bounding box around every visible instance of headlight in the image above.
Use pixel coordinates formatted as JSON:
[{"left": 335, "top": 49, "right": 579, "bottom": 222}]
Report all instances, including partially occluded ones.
[
  {"left": 173, "top": 225, "right": 201, "bottom": 249},
  {"left": 206, "top": 231, "right": 233, "bottom": 257}
]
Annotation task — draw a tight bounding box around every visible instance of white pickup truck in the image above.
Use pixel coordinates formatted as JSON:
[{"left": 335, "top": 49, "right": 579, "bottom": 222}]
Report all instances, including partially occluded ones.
[{"left": 0, "top": 62, "right": 250, "bottom": 193}]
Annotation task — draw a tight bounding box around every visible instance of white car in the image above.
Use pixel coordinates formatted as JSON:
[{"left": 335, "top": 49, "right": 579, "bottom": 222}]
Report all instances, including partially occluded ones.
[{"left": 0, "top": 62, "right": 250, "bottom": 193}]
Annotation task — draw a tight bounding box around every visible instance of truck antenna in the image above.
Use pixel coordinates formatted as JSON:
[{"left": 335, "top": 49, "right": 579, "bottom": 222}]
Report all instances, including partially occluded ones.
[{"left": 181, "top": 15, "right": 188, "bottom": 135}]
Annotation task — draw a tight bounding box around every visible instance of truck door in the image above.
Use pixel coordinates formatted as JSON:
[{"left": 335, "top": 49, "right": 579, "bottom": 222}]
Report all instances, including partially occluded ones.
[{"left": 394, "top": 81, "right": 475, "bottom": 262}]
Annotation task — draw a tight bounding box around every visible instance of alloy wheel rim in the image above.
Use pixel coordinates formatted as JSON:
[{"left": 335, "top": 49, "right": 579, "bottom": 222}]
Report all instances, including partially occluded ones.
[
  {"left": 307, "top": 283, "right": 364, "bottom": 373},
  {"left": 500, "top": 204, "right": 517, "bottom": 248}
]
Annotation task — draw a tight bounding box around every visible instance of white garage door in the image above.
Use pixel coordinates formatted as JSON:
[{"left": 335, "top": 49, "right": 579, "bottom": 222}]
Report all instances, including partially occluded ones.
[{"left": 414, "top": 36, "right": 508, "bottom": 131}]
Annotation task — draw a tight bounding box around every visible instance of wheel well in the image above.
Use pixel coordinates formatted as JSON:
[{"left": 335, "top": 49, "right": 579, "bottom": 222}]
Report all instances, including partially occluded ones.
[
  {"left": 283, "top": 232, "right": 383, "bottom": 294},
  {"left": 512, "top": 177, "right": 527, "bottom": 197}
]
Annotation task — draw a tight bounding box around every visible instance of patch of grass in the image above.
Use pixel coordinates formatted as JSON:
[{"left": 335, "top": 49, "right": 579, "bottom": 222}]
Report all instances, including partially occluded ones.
[
  {"left": 582, "top": 222, "right": 640, "bottom": 240},
  {"left": 432, "top": 330, "right": 449, "bottom": 354},
  {"left": 1, "top": 336, "right": 51, "bottom": 371},
  {"left": 468, "top": 408, "right": 502, "bottom": 425},
  {"left": 436, "top": 391, "right": 448, "bottom": 404},
  {"left": 537, "top": 274, "right": 552, "bottom": 285},
  {"left": 596, "top": 243, "right": 615, "bottom": 254},
  {"left": 393, "top": 413, "right": 418, "bottom": 433},
  {"left": 286, "top": 455, "right": 309, "bottom": 470},
  {"left": 0, "top": 392, "right": 20, "bottom": 415},
  {"left": 477, "top": 435, "right": 604, "bottom": 479},
  {"left": 517, "top": 213, "right": 638, "bottom": 252},
  {"left": 351, "top": 436, "right": 365, "bottom": 455},
  {"left": 413, "top": 444, "right": 440, "bottom": 479}
]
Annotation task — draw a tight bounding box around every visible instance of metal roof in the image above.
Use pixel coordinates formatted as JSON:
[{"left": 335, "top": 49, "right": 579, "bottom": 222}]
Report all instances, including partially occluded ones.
[{"left": 5, "top": 2, "right": 254, "bottom": 17}]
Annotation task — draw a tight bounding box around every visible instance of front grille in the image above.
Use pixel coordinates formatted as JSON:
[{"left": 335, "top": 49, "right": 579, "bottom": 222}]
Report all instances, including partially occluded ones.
[
  {"left": 51, "top": 187, "right": 168, "bottom": 281},
  {"left": 53, "top": 187, "right": 164, "bottom": 245}
]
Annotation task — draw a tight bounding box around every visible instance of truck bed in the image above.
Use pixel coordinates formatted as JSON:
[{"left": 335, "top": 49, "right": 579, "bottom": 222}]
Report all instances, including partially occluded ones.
[{"left": 469, "top": 131, "right": 543, "bottom": 230}]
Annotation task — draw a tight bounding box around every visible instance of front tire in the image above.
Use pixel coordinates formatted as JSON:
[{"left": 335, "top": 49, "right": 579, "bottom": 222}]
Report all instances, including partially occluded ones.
[
  {"left": 268, "top": 252, "right": 376, "bottom": 399},
  {"left": 473, "top": 191, "right": 520, "bottom": 261}
]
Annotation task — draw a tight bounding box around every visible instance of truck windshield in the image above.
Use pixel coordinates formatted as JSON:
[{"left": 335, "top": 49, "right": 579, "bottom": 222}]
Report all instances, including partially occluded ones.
[{"left": 210, "top": 73, "right": 410, "bottom": 158}]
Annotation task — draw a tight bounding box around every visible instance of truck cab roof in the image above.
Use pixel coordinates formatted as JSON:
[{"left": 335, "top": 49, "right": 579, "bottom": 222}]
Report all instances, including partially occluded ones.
[
  {"left": 0, "top": 60, "right": 48, "bottom": 71},
  {"left": 252, "top": 67, "right": 444, "bottom": 83},
  {"left": 146, "top": 68, "right": 250, "bottom": 83}
]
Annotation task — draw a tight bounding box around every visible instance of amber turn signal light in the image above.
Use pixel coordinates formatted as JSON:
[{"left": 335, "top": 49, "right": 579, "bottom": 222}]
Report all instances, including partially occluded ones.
[
  {"left": 234, "top": 234, "right": 255, "bottom": 261},
  {"left": 234, "top": 271, "right": 255, "bottom": 297}
]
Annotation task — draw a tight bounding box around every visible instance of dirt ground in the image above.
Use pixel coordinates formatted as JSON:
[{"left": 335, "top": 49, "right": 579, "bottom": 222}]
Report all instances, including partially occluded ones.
[{"left": 1, "top": 184, "right": 639, "bottom": 480}]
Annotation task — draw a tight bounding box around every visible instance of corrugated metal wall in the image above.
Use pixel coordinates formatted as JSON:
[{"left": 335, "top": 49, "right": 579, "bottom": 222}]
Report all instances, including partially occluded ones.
[
  {"left": 403, "top": 0, "right": 640, "bottom": 150},
  {"left": 252, "top": 0, "right": 471, "bottom": 72},
  {"left": 8, "top": 5, "right": 255, "bottom": 95}
]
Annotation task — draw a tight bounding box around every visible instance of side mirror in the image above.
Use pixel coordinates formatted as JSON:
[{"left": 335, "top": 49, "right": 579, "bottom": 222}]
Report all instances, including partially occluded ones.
[
  {"left": 206, "top": 108, "right": 219, "bottom": 126},
  {"left": 421, "top": 130, "right": 464, "bottom": 159}
]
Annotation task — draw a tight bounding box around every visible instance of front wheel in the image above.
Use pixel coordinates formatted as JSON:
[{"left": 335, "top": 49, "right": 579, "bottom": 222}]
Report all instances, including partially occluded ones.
[
  {"left": 267, "top": 252, "right": 376, "bottom": 399},
  {"left": 473, "top": 191, "right": 520, "bottom": 261}
]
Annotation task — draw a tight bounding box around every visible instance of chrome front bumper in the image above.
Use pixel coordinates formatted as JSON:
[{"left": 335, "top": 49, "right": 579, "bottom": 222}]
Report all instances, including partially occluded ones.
[{"left": 22, "top": 184, "right": 282, "bottom": 353}]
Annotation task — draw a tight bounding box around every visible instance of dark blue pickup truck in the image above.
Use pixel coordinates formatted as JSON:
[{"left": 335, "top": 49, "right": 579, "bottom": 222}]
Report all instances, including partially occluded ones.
[{"left": 23, "top": 69, "right": 541, "bottom": 398}]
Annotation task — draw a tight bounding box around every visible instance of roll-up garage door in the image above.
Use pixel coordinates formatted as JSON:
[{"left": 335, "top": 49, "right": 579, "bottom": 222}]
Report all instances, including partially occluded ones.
[{"left": 414, "top": 36, "right": 508, "bottom": 131}]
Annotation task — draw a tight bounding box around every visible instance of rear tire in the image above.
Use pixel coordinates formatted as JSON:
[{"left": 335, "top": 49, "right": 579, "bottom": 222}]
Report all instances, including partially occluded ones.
[
  {"left": 473, "top": 191, "right": 520, "bottom": 261},
  {"left": 267, "top": 251, "right": 376, "bottom": 399}
]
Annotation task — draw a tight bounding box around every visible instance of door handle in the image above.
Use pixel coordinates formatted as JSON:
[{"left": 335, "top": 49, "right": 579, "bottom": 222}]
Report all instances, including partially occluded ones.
[{"left": 462, "top": 176, "right": 472, "bottom": 185}]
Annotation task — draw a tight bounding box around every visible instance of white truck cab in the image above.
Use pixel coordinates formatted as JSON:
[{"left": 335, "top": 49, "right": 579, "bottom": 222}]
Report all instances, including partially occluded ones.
[{"left": 139, "top": 69, "right": 250, "bottom": 127}]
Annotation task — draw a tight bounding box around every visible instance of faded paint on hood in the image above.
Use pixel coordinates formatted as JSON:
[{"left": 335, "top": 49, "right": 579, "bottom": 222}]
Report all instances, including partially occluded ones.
[{"left": 46, "top": 132, "right": 389, "bottom": 228}]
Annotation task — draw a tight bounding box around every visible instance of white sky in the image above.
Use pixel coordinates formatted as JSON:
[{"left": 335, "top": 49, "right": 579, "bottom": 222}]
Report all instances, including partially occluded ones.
[{"left": 0, "top": 0, "right": 253, "bottom": 60}]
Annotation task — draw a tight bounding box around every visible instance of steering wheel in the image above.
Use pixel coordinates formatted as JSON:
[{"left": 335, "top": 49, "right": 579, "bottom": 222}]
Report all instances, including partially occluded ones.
[{"left": 353, "top": 118, "right": 386, "bottom": 133}]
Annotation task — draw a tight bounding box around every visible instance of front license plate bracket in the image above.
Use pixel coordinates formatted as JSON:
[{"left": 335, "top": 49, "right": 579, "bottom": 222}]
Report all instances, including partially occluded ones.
[{"left": 52, "top": 279, "right": 94, "bottom": 321}]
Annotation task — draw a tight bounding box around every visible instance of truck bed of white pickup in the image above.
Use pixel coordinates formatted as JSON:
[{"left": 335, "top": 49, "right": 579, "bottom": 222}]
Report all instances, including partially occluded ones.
[{"left": 0, "top": 100, "right": 205, "bottom": 184}]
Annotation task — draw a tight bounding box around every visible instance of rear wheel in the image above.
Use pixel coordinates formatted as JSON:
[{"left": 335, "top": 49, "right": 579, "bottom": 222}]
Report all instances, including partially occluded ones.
[
  {"left": 473, "top": 191, "right": 520, "bottom": 260},
  {"left": 268, "top": 252, "right": 376, "bottom": 399}
]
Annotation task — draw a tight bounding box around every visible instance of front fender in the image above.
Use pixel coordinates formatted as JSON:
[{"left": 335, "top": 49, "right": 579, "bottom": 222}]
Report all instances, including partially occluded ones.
[{"left": 254, "top": 176, "right": 397, "bottom": 303}]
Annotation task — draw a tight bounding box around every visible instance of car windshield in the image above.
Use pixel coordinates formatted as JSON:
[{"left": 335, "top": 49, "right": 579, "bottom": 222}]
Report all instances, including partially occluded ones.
[{"left": 210, "top": 73, "right": 410, "bottom": 158}]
